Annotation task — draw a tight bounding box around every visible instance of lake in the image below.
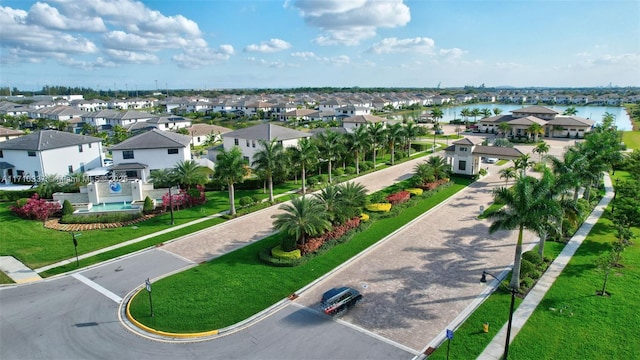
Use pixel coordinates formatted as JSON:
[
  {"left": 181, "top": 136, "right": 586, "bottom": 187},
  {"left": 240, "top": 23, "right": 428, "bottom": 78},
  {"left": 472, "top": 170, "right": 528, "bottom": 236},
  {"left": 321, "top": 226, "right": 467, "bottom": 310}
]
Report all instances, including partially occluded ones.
[{"left": 437, "top": 104, "right": 633, "bottom": 131}]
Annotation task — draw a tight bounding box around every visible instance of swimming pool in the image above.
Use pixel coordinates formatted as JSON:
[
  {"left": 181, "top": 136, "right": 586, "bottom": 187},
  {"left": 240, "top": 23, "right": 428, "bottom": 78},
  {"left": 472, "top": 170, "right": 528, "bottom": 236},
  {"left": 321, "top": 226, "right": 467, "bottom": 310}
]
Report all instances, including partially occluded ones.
[{"left": 74, "top": 202, "right": 142, "bottom": 215}]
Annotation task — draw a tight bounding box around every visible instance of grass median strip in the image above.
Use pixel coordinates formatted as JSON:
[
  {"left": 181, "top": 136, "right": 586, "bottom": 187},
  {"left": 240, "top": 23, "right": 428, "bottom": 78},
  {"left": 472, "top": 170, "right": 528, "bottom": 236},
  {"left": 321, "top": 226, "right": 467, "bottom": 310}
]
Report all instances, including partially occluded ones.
[{"left": 128, "top": 177, "right": 472, "bottom": 333}]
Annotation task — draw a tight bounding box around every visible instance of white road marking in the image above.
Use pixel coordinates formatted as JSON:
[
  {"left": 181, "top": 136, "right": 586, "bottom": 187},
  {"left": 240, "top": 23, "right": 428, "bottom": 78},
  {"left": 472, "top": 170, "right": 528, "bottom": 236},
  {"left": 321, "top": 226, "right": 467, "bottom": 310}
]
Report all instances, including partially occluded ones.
[{"left": 72, "top": 273, "right": 122, "bottom": 303}]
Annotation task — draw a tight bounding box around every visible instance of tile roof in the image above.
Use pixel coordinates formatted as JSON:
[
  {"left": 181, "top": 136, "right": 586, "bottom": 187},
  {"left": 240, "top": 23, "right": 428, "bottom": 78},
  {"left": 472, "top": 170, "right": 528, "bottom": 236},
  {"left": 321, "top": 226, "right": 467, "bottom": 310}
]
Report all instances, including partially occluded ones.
[
  {"left": 110, "top": 128, "right": 191, "bottom": 150},
  {"left": 189, "top": 123, "right": 233, "bottom": 137},
  {"left": 511, "top": 106, "right": 560, "bottom": 115},
  {"left": 222, "top": 123, "right": 309, "bottom": 141},
  {"left": 342, "top": 114, "right": 387, "bottom": 124},
  {"left": 507, "top": 116, "right": 547, "bottom": 126},
  {"left": 0, "top": 130, "right": 102, "bottom": 151},
  {"left": 546, "top": 116, "right": 594, "bottom": 127}
]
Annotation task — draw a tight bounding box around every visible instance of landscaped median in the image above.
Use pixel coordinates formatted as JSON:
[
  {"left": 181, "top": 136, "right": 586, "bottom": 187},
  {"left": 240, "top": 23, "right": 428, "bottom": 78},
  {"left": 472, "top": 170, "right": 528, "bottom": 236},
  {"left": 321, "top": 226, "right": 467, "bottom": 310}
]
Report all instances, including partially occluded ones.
[{"left": 126, "top": 177, "right": 472, "bottom": 335}]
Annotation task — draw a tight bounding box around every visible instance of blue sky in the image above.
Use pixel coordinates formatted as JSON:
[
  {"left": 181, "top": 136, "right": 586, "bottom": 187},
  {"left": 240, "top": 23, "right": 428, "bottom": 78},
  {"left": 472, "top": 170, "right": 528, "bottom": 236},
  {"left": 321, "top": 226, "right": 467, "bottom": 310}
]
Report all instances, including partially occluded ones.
[{"left": 1, "top": 0, "right": 639, "bottom": 91}]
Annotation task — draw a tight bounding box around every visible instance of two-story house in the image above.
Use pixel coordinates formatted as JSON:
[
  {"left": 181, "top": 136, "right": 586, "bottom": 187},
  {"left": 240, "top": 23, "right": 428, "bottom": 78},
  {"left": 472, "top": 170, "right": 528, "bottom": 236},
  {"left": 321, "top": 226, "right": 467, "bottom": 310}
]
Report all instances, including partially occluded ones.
[
  {"left": 218, "top": 123, "right": 310, "bottom": 163},
  {"left": 0, "top": 130, "right": 103, "bottom": 184}
]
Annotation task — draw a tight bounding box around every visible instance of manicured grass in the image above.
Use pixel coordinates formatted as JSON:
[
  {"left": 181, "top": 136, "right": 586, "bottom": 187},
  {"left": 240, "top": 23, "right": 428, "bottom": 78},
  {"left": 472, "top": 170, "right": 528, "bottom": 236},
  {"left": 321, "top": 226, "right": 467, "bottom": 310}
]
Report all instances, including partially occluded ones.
[
  {"left": 128, "top": 177, "right": 473, "bottom": 333},
  {"left": 0, "top": 271, "right": 14, "bottom": 284},
  {"left": 496, "top": 159, "right": 509, "bottom": 166},
  {"left": 621, "top": 130, "right": 640, "bottom": 150},
  {"left": 478, "top": 202, "right": 504, "bottom": 220}
]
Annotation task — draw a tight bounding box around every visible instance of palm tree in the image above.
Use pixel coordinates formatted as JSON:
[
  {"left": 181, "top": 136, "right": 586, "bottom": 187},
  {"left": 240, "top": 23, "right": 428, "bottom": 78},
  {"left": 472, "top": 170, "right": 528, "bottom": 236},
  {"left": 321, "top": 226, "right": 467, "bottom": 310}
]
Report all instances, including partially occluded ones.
[
  {"left": 272, "top": 196, "right": 331, "bottom": 246},
  {"left": 347, "top": 125, "right": 370, "bottom": 174},
  {"left": 533, "top": 142, "right": 550, "bottom": 162},
  {"left": 513, "top": 154, "right": 533, "bottom": 177},
  {"left": 414, "top": 162, "right": 435, "bottom": 184},
  {"left": 460, "top": 108, "right": 471, "bottom": 126},
  {"left": 289, "top": 137, "right": 318, "bottom": 194},
  {"left": 481, "top": 108, "right": 492, "bottom": 119},
  {"left": 252, "top": 138, "right": 285, "bottom": 202},
  {"left": 386, "top": 123, "right": 404, "bottom": 165},
  {"left": 527, "top": 123, "right": 545, "bottom": 141},
  {"left": 430, "top": 107, "right": 444, "bottom": 129},
  {"left": 337, "top": 181, "right": 368, "bottom": 220},
  {"left": 499, "top": 167, "right": 517, "bottom": 186},
  {"left": 316, "top": 130, "right": 344, "bottom": 184},
  {"left": 149, "top": 168, "right": 175, "bottom": 188},
  {"left": 314, "top": 185, "right": 344, "bottom": 224},
  {"left": 427, "top": 155, "right": 449, "bottom": 181},
  {"left": 368, "top": 122, "right": 386, "bottom": 168},
  {"left": 498, "top": 122, "right": 512, "bottom": 138},
  {"left": 493, "top": 108, "right": 503, "bottom": 116},
  {"left": 36, "top": 175, "right": 61, "bottom": 199},
  {"left": 471, "top": 108, "right": 481, "bottom": 123},
  {"left": 488, "top": 172, "right": 562, "bottom": 290},
  {"left": 213, "top": 147, "right": 249, "bottom": 216},
  {"left": 563, "top": 106, "right": 578, "bottom": 116},
  {"left": 403, "top": 121, "right": 420, "bottom": 156},
  {"left": 172, "top": 160, "right": 209, "bottom": 190}
]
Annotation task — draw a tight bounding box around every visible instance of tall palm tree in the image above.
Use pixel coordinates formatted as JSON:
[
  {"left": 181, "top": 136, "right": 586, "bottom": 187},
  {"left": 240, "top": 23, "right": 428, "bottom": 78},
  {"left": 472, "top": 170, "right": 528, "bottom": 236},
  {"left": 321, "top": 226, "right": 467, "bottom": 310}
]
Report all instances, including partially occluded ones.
[
  {"left": 172, "top": 160, "right": 210, "bottom": 190},
  {"left": 272, "top": 196, "right": 331, "bottom": 246},
  {"left": 471, "top": 108, "right": 481, "bottom": 122},
  {"left": 214, "top": 147, "right": 249, "bottom": 216},
  {"left": 563, "top": 106, "right": 578, "bottom": 116},
  {"left": 337, "top": 181, "right": 368, "bottom": 220},
  {"left": 386, "top": 123, "right": 404, "bottom": 165},
  {"left": 493, "top": 108, "right": 503, "bottom": 116},
  {"left": 513, "top": 154, "right": 533, "bottom": 177},
  {"left": 316, "top": 130, "right": 344, "bottom": 184},
  {"left": 149, "top": 168, "right": 175, "bottom": 188},
  {"left": 314, "top": 185, "right": 344, "bottom": 224},
  {"left": 403, "top": 121, "right": 420, "bottom": 156},
  {"left": 481, "top": 108, "right": 492, "bottom": 119},
  {"left": 499, "top": 167, "right": 517, "bottom": 186},
  {"left": 252, "top": 138, "right": 285, "bottom": 202},
  {"left": 430, "top": 107, "right": 444, "bottom": 129},
  {"left": 289, "top": 137, "right": 318, "bottom": 194},
  {"left": 533, "top": 142, "right": 550, "bottom": 162},
  {"left": 368, "top": 122, "right": 386, "bottom": 168},
  {"left": 347, "top": 125, "right": 370, "bottom": 174},
  {"left": 460, "top": 108, "right": 471, "bottom": 126},
  {"left": 527, "top": 123, "right": 545, "bottom": 141},
  {"left": 488, "top": 172, "right": 562, "bottom": 290}
]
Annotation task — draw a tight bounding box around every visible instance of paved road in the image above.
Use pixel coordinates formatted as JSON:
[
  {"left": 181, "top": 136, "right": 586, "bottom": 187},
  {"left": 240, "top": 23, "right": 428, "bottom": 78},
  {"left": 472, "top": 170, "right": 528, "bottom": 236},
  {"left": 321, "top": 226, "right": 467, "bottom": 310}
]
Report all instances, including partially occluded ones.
[{"left": 0, "top": 136, "right": 574, "bottom": 359}]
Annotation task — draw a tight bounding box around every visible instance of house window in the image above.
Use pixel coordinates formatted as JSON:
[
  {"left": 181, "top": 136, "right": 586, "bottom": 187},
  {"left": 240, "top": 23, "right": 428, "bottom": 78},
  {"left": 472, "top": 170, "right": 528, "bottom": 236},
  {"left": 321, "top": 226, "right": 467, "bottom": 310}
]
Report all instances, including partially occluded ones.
[
  {"left": 459, "top": 147, "right": 468, "bottom": 152},
  {"left": 164, "top": 123, "right": 169, "bottom": 128},
  {"left": 243, "top": 156, "right": 249, "bottom": 162},
  {"left": 34, "top": 171, "right": 39, "bottom": 179},
  {"left": 80, "top": 163, "right": 85, "bottom": 173},
  {"left": 277, "top": 140, "right": 283, "bottom": 146},
  {"left": 252, "top": 140, "right": 256, "bottom": 148},
  {"left": 168, "top": 148, "right": 179, "bottom": 154},
  {"left": 68, "top": 165, "right": 73, "bottom": 174},
  {"left": 0, "top": 150, "right": 3, "bottom": 158},
  {"left": 125, "top": 170, "right": 137, "bottom": 179},
  {"left": 246, "top": 140, "right": 250, "bottom": 147},
  {"left": 197, "top": 136, "right": 201, "bottom": 142},
  {"left": 88, "top": 143, "right": 92, "bottom": 149},
  {"left": 123, "top": 150, "right": 134, "bottom": 159},
  {"left": 458, "top": 160, "right": 467, "bottom": 171},
  {"left": 78, "top": 144, "right": 83, "bottom": 153},
  {"left": 234, "top": 138, "right": 239, "bottom": 146},
  {"left": 28, "top": 151, "right": 36, "bottom": 157}
]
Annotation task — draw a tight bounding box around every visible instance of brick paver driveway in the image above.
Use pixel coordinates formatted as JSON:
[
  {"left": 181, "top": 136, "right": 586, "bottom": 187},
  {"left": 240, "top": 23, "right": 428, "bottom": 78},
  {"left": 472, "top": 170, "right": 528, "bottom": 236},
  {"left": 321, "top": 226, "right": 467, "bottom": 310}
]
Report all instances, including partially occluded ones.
[{"left": 161, "top": 137, "right": 571, "bottom": 353}]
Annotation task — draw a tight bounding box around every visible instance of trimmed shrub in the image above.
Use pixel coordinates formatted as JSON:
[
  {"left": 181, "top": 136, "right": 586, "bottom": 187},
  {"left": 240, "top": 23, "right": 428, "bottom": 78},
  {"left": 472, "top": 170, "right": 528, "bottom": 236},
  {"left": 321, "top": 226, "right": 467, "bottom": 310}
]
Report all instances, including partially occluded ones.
[
  {"left": 360, "top": 213, "right": 370, "bottom": 222},
  {"left": 522, "top": 250, "right": 543, "bottom": 266},
  {"left": 280, "top": 236, "right": 298, "bottom": 252},
  {"left": 479, "top": 168, "right": 488, "bottom": 176},
  {"left": 359, "top": 161, "right": 373, "bottom": 172},
  {"left": 520, "top": 277, "right": 534, "bottom": 289},
  {"left": 10, "top": 194, "right": 61, "bottom": 222},
  {"left": 333, "top": 168, "right": 344, "bottom": 177},
  {"left": 271, "top": 245, "right": 301, "bottom": 260},
  {"left": 520, "top": 259, "right": 536, "bottom": 277},
  {"left": 251, "top": 194, "right": 262, "bottom": 204},
  {"left": 61, "top": 212, "right": 142, "bottom": 224},
  {"left": 143, "top": 196, "right": 154, "bottom": 214},
  {"left": 239, "top": 196, "right": 254, "bottom": 207},
  {"left": 62, "top": 200, "right": 74, "bottom": 215},
  {"left": 406, "top": 188, "right": 423, "bottom": 196},
  {"left": 385, "top": 191, "right": 411, "bottom": 205},
  {"left": 306, "top": 176, "right": 318, "bottom": 187},
  {"left": 345, "top": 166, "right": 356, "bottom": 175},
  {"left": 365, "top": 203, "right": 392, "bottom": 212}
]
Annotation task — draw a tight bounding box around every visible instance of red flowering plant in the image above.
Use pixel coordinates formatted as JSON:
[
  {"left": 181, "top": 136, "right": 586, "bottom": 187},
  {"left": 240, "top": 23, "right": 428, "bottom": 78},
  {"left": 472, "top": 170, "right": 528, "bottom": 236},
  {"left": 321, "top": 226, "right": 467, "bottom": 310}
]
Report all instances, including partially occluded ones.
[
  {"left": 161, "top": 185, "right": 206, "bottom": 211},
  {"left": 385, "top": 190, "right": 411, "bottom": 205},
  {"left": 10, "top": 193, "right": 61, "bottom": 223}
]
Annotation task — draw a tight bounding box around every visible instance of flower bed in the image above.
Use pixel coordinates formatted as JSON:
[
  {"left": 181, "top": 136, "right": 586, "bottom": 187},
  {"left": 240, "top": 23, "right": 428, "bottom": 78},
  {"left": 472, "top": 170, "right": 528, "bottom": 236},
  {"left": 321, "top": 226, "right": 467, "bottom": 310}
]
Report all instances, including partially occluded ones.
[
  {"left": 365, "top": 203, "right": 392, "bottom": 212},
  {"left": 360, "top": 213, "right": 370, "bottom": 222},
  {"left": 386, "top": 190, "right": 411, "bottom": 205},
  {"left": 406, "top": 188, "right": 424, "bottom": 196},
  {"left": 419, "top": 178, "right": 450, "bottom": 191},
  {"left": 298, "top": 217, "right": 361, "bottom": 255}
]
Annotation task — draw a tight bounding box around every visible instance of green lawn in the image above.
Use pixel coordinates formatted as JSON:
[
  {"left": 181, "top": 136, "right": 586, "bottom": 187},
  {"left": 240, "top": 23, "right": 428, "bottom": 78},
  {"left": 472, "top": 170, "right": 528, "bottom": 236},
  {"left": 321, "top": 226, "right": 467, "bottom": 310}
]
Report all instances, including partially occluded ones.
[
  {"left": 621, "top": 130, "right": 640, "bottom": 150},
  {"left": 128, "top": 177, "right": 473, "bottom": 333}
]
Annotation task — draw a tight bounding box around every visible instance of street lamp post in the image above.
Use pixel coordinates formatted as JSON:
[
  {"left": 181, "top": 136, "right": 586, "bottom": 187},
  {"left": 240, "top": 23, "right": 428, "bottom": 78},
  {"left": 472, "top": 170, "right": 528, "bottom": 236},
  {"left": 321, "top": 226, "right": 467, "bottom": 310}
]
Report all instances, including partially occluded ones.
[
  {"left": 71, "top": 232, "right": 82, "bottom": 266},
  {"left": 481, "top": 270, "right": 517, "bottom": 360}
]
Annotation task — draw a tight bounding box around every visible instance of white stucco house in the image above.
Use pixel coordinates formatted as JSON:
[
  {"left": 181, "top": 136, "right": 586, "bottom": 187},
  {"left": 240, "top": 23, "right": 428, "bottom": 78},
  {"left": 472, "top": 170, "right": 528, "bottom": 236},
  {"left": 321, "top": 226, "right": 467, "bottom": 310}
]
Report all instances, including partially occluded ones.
[
  {"left": 217, "top": 123, "right": 310, "bottom": 163},
  {"left": 0, "top": 130, "right": 103, "bottom": 184},
  {"left": 341, "top": 114, "right": 388, "bottom": 133},
  {"left": 188, "top": 124, "right": 232, "bottom": 147},
  {"left": 108, "top": 129, "right": 191, "bottom": 182},
  {"left": 443, "top": 138, "right": 524, "bottom": 176}
]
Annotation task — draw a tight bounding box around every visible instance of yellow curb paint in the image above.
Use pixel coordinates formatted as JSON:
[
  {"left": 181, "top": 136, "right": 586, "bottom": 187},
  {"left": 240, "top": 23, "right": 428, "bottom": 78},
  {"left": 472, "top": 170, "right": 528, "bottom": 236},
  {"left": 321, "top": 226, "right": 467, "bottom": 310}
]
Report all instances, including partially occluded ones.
[
  {"left": 126, "top": 289, "right": 219, "bottom": 338},
  {"left": 15, "top": 276, "right": 42, "bottom": 284}
]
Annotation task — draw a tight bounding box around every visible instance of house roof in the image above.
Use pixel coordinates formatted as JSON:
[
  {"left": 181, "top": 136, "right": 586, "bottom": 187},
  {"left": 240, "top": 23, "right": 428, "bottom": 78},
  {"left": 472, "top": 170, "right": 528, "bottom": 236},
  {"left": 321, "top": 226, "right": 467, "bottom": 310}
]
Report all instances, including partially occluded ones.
[
  {"left": 342, "top": 114, "right": 387, "bottom": 124},
  {"left": 189, "top": 123, "right": 233, "bottom": 137},
  {"left": 472, "top": 145, "right": 524, "bottom": 159},
  {"left": 507, "top": 116, "right": 547, "bottom": 126},
  {"left": 111, "top": 162, "right": 148, "bottom": 170},
  {"left": 452, "top": 138, "right": 475, "bottom": 146},
  {"left": 0, "top": 130, "right": 102, "bottom": 151},
  {"left": 511, "top": 106, "right": 560, "bottom": 115},
  {"left": 222, "top": 123, "right": 309, "bottom": 141},
  {"left": 110, "top": 129, "right": 191, "bottom": 150},
  {"left": 284, "top": 109, "right": 317, "bottom": 117},
  {"left": 0, "top": 126, "right": 24, "bottom": 137},
  {"left": 478, "top": 115, "right": 515, "bottom": 124},
  {"left": 546, "top": 116, "right": 594, "bottom": 127}
]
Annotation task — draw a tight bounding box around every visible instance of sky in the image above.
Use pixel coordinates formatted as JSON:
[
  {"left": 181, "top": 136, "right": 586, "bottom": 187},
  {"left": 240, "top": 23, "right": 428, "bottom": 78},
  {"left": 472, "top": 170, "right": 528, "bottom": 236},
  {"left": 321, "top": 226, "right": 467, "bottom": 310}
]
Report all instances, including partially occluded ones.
[{"left": 1, "top": 0, "right": 639, "bottom": 91}]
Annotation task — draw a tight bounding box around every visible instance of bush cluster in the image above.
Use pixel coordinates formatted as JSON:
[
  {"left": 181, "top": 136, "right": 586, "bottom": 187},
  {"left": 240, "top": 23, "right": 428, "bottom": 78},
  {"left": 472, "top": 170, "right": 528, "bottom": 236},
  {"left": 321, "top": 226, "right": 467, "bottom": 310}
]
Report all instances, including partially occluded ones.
[
  {"left": 61, "top": 212, "right": 142, "bottom": 224},
  {"left": 405, "top": 188, "right": 423, "bottom": 196},
  {"left": 385, "top": 191, "right": 410, "bottom": 205},
  {"left": 365, "top": 203, "right": 392, "bottom": 212},
  {"left": 9, "top": 194, "right": 61, "bottom": 222},
  {"left": 298, "top": 217, "right": 361, "bottom": 255},
  {"left": 419, "top": 178, "right": 450, "bottom": 191},
  {"left": 271, "top": 245, "right": 301, "bottom": 260}
]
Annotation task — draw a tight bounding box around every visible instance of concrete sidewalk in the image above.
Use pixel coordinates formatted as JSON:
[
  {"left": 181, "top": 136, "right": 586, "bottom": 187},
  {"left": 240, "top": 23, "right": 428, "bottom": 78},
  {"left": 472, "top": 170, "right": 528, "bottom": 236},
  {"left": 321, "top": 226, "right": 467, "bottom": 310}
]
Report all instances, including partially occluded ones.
[
  {"left": 0, "top": 256, "right": 42, "bottom": 284},
  {"left": 477, "top": 173, "right": 614, "bottom": 360}
]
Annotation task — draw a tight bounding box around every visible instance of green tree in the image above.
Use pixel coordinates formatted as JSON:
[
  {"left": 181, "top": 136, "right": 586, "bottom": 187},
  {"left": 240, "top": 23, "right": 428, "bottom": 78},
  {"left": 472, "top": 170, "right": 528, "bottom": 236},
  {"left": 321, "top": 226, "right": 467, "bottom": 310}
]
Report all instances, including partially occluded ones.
[
  {"left": 498, "top": 122, "right": 512, "bottom": 138},
  {"left": 252, "top": 138, "right": 285, "bottom": 202},
  {"left": 172, "top": 160, "right": 209, "bottom": 190},
  {"left": 430, "top": 107, "right": 444, "bottom": 129},
  {"left": 112, "top": 125, "right": 129, "bottom": 144},
  {"left": 488, "top": 171, "right": 562, "bottom": 290},
  {"left": 36, "top": 175, "right": 61, "bottom": 199},
  {"left": 315, "top": 130, "right": 344, "bottom": 184},
  {"left": 533, "top": 142, "right": 550, "bottom": 162},
  {"left": 289, "top": 137, "right": 318, "bottom": 194},
  {"left": 481, "top": 108, "right": 492, "bottom": 118},
  {"left": 213, "top": 147, "right": 249, "bottom": 216},
  {"left": 367, "top": 122, "right": 386, "bottom": 168},
  {"left": 336, "top": 181, "right": 368, "bottom": 220},
  {"left": 563, "top": 106, "right": 578, "bottom": 116},
  {"left": 314, "top": 185, "right": 344, "bottom": 224},
  {"left": 403, "top": 121, "right": 420, "bottom": 156},
  {"left": 347, "top": 125, "right": 370, "bottom": 174},
  {"left": 513, "top": 154, "right": 534, "bottom": 177},
  {"left": 272, "top": 196, "right": 331, "bottom": 246},
  {"left": 471, "top": 108, "right": 481, "bottom": 122},
  {"left": 527, "top": 123, "right": 545, "bottom": 142},
  {"left": 493, "top": 107, "right": 503, "bottom": 116},
  {"left": 386, "top": 123, "right": 404, "bottom": 165},
  {"left": 499, "top": 167, "right": 517, "bottom": 186},
  {"left": 427, "top": 155, "right": 449, "bottom": 181},
  {"left": 149, "top": 168, "right": 175, "bottom": 188}
]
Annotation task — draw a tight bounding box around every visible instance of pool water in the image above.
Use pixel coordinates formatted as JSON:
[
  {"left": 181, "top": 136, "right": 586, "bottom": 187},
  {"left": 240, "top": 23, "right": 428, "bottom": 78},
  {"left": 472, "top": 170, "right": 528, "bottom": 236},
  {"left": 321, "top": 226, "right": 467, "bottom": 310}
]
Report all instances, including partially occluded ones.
[{"left": 78, "top": 202, "right": 138, "bottom": 213}]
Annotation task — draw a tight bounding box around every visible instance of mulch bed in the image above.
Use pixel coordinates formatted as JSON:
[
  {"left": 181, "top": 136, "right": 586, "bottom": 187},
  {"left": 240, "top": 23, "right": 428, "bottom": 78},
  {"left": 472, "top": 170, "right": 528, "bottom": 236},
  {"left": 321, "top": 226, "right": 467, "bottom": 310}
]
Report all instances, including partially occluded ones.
[{"left": 44, "top": 214, "right": 156, "bottom": 232}]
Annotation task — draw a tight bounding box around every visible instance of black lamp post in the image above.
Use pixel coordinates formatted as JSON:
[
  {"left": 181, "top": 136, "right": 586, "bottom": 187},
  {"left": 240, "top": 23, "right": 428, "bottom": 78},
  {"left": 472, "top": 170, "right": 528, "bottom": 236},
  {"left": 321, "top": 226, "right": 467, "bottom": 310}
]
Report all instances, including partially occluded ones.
[
  {"left": 71, "top": 232, "right": 81, "bottom": 266},
  {"left": 481, "top": 270, "right": 517, "bottom": 360}
]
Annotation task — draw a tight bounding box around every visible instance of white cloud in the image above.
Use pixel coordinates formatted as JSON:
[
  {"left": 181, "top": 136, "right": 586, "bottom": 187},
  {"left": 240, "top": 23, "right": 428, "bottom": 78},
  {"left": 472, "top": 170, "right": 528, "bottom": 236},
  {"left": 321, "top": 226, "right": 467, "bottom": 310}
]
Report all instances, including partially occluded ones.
[
  {"left": 320, "top": 55, "right": 350, "bottom": 65},
  {"left": 104, "top": 49, "right": 159, "bottom": 64},
  {"left": 368, "top": 37, "right": 435, "bottom": 54},
  {"left": 291, "top": 0, "right": 410, "bottom": 46},
  {"left": 60, "top": 56, "right": 117, "bottom": 70},
  {"left": 172, "top": 45, "right": 235, "bottom": 69},
  {"left": 291, "top": 51, "right": 318, "bottom": 60},
  {"left": 27, "top": 2, "right": 106, "bottom": 32},
  {"left": 591, "top": 53, "right": 639, "bottom": 66},
  {"left": 439, "top": 48, "right": 466, "bottom": 59},
  {"left": 244, "top": 39, "right": 292, "bottom": 53}
]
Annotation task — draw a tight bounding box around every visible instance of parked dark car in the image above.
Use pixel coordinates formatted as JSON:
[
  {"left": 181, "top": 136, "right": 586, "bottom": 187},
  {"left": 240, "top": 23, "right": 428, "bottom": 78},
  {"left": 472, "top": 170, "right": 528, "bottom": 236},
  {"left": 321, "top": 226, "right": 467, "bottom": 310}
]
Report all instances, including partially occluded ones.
[{"left": 321, "top": 287, "right": 363, "bottom": 316}]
